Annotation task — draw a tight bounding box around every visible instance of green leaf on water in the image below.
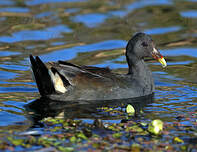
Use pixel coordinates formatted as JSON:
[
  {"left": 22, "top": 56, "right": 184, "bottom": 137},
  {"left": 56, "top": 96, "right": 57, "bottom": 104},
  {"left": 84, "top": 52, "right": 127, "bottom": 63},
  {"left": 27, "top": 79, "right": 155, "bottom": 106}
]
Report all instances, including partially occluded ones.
[
  {"left": 112, "top": 132, "right": 122, "bottom": 138},
  {"left": 131, "top": 143, "right": 141, "bottom": 152},
  {"left": 8, "top": 137, "right": 24, "bottom": 146},
  {"left": 58, "top": 146, "right": 74, "bottom": 152},
  {"left": 126, "top": 125, "right": 144, "bottom": 133},
  {"left": 70, "top": 136, "right": 77, "bottom": 143},
  {"left": 148, "top": 119, "right": 163, "bottom": 135},
  {"left": 126, "top": 104, "right": 135, "bottom": 115},
  {"left": 140, "top": 122, "right": 147, "bottom": 126},
  {"left": 77, "top": 132, "right": 88, "bottom": 140},
  {"left": 173, "top": 137, "right": 184, "bottom": 143}
]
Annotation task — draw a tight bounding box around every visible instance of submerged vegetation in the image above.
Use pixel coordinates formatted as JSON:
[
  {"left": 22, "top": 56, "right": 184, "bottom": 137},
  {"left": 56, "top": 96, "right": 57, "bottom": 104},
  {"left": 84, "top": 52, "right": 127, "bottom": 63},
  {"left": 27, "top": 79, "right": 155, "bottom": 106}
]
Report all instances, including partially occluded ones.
[{"left": 0, "top": 104, "right": 196, "bottom": 151}]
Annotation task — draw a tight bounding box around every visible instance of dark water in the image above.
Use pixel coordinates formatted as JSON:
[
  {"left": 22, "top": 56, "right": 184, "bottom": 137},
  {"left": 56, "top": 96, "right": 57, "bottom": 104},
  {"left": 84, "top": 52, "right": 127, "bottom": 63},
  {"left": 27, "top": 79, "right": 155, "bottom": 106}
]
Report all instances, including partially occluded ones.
[{"left": 0, "top": 0, "right": 197, "bottom": 150}]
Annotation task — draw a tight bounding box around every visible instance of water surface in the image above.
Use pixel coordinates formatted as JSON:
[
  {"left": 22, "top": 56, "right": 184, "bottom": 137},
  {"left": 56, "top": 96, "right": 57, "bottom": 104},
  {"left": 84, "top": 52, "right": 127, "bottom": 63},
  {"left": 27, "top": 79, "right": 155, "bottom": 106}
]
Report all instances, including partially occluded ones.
[{"left": 0, "top": 0, "right": 197, "bottom": 151}]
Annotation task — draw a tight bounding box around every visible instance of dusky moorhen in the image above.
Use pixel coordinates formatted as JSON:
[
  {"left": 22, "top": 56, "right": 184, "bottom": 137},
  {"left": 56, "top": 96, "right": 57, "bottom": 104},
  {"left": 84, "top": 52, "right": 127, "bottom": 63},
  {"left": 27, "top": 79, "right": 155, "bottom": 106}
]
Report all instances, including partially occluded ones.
[{"left": 30, "top": 33, "right": 167, "bottom": 101}]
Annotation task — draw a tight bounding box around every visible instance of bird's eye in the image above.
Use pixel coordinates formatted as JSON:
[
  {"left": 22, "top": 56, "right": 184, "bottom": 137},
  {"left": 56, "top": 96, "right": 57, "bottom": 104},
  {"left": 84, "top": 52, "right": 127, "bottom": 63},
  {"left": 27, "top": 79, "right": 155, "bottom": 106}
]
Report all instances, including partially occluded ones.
[{"left": 141, "top": 42, "right": 148, "bottom": 47}]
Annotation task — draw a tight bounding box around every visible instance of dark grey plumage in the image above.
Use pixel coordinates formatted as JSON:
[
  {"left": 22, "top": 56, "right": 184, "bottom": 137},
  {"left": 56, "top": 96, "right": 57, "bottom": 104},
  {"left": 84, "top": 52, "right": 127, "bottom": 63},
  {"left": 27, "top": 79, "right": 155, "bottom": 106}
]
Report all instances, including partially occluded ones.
[{"left": 30, "top": 33, "right": 166, "bottom": 101}]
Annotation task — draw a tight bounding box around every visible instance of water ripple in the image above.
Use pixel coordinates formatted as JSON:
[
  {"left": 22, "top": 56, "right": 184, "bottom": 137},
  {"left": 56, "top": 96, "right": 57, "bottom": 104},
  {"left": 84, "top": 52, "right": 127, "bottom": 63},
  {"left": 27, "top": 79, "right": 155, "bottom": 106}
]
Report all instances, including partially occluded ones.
[
  {"left": 126, "top": 0, "right": 172, "bottom": 13},
  {"left": 0, "top": 25, "right": 72, "bottom": 43},
  {"left": 0, "top": 86, "right": 37, "bottom": 93},
  {"left": 0, "top": 111, "right": 26, "bottom": 126},
  {"left": 0, "top": 51, "right": 20, "bottom": 57},
  {"left": 0, "top": 70, "right": 17, "bottom": 80},
  {"left": 0, "top": 0, "right": 14, "bottom": 6},
  {"left": 72, "top": 13, "right": 109, "bottom": 28},
  {"left": 0, "top": 7, "right": 29, "bottom": 13},
  {"left": 162, "top": 48, "right": 197, "bottom": 57},
  {"left": 180, "top": 10, "right": 197, "bottom": 18},
  {"left": 41, "top": 40, "right": 126, "bottom": 62},
  {"left": 144, "top": 26, "right": 181, "bottom": 35},
  {"left": 26, "top": 0, "right": 87, "bottom": 6}
]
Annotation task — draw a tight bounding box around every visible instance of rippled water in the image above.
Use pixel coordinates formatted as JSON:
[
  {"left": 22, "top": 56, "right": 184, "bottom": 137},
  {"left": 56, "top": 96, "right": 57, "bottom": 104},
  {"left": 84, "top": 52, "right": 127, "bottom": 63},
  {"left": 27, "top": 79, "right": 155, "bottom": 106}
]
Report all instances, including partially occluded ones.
[{"left": 0, "top": 0, "right": 197, "bottom": 150}]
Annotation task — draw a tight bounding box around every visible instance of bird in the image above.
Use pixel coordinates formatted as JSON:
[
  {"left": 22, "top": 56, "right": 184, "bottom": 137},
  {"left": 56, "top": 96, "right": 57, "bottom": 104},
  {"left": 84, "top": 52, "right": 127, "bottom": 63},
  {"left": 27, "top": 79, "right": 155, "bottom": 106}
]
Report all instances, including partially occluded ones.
[{"left": 29, "top": 32, "right": 167, "bottom": 101}]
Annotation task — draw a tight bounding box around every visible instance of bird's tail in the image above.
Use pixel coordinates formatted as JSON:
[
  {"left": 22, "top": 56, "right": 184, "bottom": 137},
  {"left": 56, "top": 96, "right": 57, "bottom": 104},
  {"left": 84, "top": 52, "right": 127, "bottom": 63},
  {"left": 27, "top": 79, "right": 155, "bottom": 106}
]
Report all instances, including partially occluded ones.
[{"left": 29, "top": 55, "right": 56, "bottom": 96}]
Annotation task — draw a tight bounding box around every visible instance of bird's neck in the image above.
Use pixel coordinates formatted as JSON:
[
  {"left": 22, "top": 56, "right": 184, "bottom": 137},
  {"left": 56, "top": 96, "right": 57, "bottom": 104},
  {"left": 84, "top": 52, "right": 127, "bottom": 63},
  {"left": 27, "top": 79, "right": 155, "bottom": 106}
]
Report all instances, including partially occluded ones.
[
  {"left": 128, "top": 58, "right": 151, "bottom": 78},
  {"left": 128, "top": 58, "right": 155, "bottom": 94}
]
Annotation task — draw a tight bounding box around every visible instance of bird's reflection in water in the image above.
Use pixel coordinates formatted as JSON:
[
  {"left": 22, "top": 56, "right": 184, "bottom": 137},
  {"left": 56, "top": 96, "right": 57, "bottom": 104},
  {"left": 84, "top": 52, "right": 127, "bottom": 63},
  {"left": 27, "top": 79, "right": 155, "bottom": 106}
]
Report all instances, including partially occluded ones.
[{"left": 25, "top": 94, "right": 154, "bottom": 127}]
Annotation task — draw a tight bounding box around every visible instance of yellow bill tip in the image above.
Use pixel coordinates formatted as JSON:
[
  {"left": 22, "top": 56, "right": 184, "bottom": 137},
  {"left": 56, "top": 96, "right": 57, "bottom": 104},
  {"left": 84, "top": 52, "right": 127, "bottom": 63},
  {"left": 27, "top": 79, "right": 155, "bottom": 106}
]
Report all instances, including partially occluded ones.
[{"left": 158, "top": 57, "right": 167, "bottom": 68}]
